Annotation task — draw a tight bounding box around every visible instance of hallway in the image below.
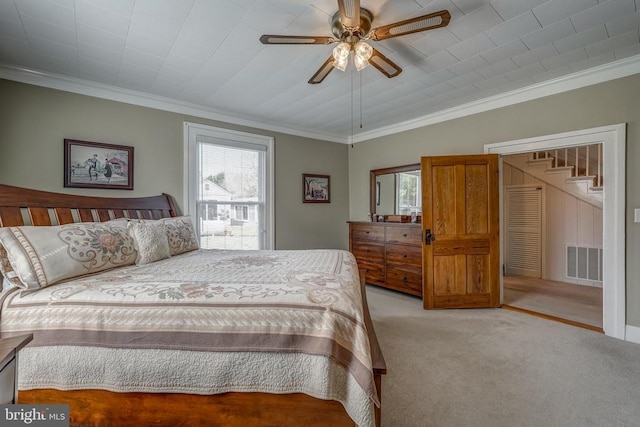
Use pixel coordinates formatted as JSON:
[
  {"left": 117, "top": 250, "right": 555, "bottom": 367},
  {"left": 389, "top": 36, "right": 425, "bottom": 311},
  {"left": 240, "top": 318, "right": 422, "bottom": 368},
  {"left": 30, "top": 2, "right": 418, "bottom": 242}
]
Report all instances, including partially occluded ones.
[{"left": 503, "top": 275, "right": 603, "bottom": 331}]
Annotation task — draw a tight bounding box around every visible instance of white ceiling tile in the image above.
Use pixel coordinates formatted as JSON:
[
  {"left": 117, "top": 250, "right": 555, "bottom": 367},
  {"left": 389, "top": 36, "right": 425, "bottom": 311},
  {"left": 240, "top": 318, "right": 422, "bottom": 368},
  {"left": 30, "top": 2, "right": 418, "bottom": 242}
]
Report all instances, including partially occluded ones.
[
  {"left": 485, "top": 11, "right": 541, "bottom": 45},
  {"left": 448, "top": 54, "right": 490, "bottom": 75},
  {"left": 448, "top": 70, "right": 484, "bottom": 87},
  {"left": 410, "top": 28, "right": 460, "bottom": 57},
  {"left": 125, "top": 31, "right": 172, "bottom": 58},
  {"left": 79, "top": 57, "right": 119, "bottom": 79},
  {"left": 451, "top": 0, "right": 487, "bottom": 13},
  {"left": 243, "top": 0, "right": 297, "bottom": 31},
  {"left": 15, "top": 0, "right": 75, "bottom": 28},
  {"left": 286, "top": 4, "right": 330, "bottom": 34},
  {"left": 118, "top": 63, "right": 157, "bottom": 88},
  {"left": 0, "top": 1, "right": 20, "bottom": 20},
  {"left": 423, "top": 81, "right": 454, "bottom": 97},
  {"left": 122, "top": 46, "right": 165, "bottom": 71},
  {"left": 0, "top": 17, "right": 25, "bottom": 39},
  {"left": 28, "top": 36, "right": 78, "bottom": 62},
  {"left": 553, "top": 24, "right": 608, "bottom": 53},
  {"left": 541, "top": 46, "right": 589, "bottom": 70},
  {"left": 473, "top": 73, "right": 511, "bottom": 90},
  {"left": 448, "top": 4, "right": 504, "bottom": 39},
  {"left": 480, "top": 38, "right": 529, "bottom": 63},
  {"left": 532, "top": 0, "right": 598, "bottom": 26},
  {"left": 476, "top": 57, "right": 519, "bottom": 78},
  {"left": 79, "top": 0, "right": 135, "bottom": 17},
  {"left": 77, "top": 23, "right": 126, "bottom": 52},
  {"left": 569, "top": 50, "right": 616, "bottom": 71},
  {"left": 264, "top": 0, "right": 308, "bottom": 17},
  {"left": 78, "top": 41, "right": 122, "bottom": 64},
  {"left": 420, "top": 68, "right": 457, "bottom": 85},
  {"left": 606, "top": 11, "right": 640, "bottom": 36},
  {"left": 521, "top": 18, "right": 576, "bottom": 50},
  {"left": 530, "top": 65, "right": 571, "bottom": 82},
  {"left": 129, "top": 0, "right": 193, "bottom": 44},
  {"left": 585, "top": 29, "right": 639, "bottom": 56},
  {"left": 447, "top": 32, "right": 496, "bottom": 60},
  {"left": 512, "top": 43, "right": 558, "bottom": 67},
  {"left": 21, "top": 15, "right": 77, "bottom": 47},
  {"left": 76, "top": 1, "right": 131, "bottom": 36},
  {"left": 418, "top": 49, "right": 459, "bottom": 72},
  {"left": 490, "top": 0, "right": 547, "bottom": 20},
  {"left": 570, "top": 0, "right": 635, "bottom": 32},
  {"left": 614, "top": 42, "right": 640, "bottom": 59},
  {"left": 505, "top": 61, "right": 547, "bottom": 80}
]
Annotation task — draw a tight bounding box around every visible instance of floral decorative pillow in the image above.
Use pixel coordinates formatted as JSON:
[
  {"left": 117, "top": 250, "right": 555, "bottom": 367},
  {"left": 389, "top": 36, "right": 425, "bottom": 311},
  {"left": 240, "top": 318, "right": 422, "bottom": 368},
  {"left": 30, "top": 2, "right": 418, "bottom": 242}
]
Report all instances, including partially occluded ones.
[
  {"left": 160, "top": 216, "right": 199, "bottom": 256},
  {"left": 0, "top": 244, "right": 22, "bottom": 289},
  {"left": 128, "top": 222, "right": 171, "bottom": 265},
  {"left": 0, "top": 222, "right": 137, "bottom": 290}
]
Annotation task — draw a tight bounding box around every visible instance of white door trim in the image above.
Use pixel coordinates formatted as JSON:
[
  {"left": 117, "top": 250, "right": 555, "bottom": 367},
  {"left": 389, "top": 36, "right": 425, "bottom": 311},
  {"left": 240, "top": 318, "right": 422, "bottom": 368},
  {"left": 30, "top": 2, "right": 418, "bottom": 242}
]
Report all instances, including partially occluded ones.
[{"left": 485, "top": 124, "right": 626, "bottom": 340}]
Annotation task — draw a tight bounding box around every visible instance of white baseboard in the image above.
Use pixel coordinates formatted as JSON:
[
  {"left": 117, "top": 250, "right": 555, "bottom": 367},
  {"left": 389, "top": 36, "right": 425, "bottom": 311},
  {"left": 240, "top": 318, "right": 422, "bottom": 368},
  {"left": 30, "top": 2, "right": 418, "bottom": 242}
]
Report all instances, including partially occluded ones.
[{"left": 626, "top": 325, "right": 640, "bottom": 344}]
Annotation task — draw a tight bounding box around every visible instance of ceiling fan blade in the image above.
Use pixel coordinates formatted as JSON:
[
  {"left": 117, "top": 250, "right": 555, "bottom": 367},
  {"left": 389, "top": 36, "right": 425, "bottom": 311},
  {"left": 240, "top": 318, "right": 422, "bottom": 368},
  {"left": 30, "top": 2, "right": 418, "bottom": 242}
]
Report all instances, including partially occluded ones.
[
  {"left": 368, "top": 10, "right": 451, "bottom": 41},
  {"left": 260, "top": 35, "right": 335, "bottom": 45},
  {"left": 337, "top": 0, "right": 361, "bottom": 29},
  {"left": 308, "top": 56, "right": 336, "bottom": 84},
  {"left": 369, "top": 48, "right": 402, "bottom": 78}
]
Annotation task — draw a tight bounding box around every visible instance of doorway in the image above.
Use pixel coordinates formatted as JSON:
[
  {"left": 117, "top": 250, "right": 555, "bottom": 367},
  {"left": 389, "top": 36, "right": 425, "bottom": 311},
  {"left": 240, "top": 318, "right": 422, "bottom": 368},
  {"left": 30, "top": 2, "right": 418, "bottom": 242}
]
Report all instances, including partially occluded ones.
[
  {"left": 501, "top": 151, "right": 604, "bottom": 331},
  {"left": 485, "top": 124, "right": 626, "bottom": 340}
]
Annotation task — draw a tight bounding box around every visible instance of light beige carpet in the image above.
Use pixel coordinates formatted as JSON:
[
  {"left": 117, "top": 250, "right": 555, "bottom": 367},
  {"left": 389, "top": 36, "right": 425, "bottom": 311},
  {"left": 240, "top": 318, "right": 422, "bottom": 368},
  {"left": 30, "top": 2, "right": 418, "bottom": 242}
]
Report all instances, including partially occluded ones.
[{"left": 366, "top": 286, "right": 640, "bottom": 427}]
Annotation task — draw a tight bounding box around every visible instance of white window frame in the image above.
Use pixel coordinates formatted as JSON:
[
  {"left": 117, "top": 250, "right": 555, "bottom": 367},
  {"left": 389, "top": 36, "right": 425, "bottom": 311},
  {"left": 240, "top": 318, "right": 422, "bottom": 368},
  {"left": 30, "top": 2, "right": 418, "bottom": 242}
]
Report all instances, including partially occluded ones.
[{"left": 183, "top": 122, "right": 274, "bottom": 250}]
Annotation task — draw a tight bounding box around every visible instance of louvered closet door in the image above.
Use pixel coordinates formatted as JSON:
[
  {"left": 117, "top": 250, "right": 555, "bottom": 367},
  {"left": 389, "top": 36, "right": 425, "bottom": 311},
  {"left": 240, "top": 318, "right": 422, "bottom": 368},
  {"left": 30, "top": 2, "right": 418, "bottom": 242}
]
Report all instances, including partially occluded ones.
[{"left": 505, "top": 186, "right": 542, "bottom": 278}]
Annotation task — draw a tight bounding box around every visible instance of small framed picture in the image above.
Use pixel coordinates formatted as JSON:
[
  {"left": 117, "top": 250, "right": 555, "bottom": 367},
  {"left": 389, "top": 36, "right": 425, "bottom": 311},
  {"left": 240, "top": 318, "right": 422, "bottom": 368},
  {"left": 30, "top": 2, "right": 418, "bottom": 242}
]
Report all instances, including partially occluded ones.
[
  {"left": 303, "top": 174, "right": 330, "bottom": 203},
  {"left": 64, "top": 139, "right": 134, "bottom": 190}
]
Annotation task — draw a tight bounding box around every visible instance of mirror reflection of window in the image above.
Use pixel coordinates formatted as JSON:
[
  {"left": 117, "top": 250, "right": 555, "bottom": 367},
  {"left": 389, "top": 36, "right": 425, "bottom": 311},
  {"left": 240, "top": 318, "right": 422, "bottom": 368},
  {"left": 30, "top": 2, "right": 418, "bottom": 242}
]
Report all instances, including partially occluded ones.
[{"left": 395, "top": 171, "right": 421, "bottom": 215}]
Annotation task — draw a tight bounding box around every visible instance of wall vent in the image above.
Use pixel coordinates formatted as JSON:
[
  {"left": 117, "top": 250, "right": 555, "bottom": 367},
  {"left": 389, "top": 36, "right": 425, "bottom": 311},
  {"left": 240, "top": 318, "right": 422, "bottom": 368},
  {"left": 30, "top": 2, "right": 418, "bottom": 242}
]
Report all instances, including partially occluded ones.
[{"left": 566, "top": 245, "right": 602, "bottom": 282}]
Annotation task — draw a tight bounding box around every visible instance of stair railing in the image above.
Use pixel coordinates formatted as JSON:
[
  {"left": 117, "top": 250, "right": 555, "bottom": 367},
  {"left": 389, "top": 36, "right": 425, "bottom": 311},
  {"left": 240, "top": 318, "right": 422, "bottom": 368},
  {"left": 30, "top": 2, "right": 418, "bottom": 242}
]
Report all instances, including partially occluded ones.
[{"left": 531, "top": 144, "right": 603, "bottom": 188}]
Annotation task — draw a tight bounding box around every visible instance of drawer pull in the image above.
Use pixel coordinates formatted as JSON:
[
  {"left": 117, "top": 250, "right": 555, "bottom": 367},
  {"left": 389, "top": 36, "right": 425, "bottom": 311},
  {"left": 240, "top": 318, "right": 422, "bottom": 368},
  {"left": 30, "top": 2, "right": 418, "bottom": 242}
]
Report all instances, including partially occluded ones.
[
  {"left": 365, "top": 231, "right": 370, "bottom": 234},
  {"left": 403, "top": 276, "right": 408, "bottom": 281},
  {"left": 403, "top": 254, "right": 407, "bottom": 258},
  {"left": 402, "top": 233, "right": 407, "bottom": 237}
]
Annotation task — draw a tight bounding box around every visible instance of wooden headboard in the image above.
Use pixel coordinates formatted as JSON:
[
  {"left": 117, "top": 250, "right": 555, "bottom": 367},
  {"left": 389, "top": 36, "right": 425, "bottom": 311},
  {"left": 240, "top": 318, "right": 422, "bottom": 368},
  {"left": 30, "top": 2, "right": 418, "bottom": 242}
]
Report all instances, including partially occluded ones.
[{"left": 0, "top": 184, "right": 179, "bottom": 227}]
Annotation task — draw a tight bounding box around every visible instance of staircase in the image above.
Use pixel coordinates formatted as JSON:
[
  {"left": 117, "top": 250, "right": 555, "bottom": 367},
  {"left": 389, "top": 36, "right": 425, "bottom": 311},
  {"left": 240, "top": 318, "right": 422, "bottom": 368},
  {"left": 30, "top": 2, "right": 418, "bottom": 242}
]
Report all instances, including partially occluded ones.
[{"left": 503, "top": 144, "right": 603, "bottom": 209}]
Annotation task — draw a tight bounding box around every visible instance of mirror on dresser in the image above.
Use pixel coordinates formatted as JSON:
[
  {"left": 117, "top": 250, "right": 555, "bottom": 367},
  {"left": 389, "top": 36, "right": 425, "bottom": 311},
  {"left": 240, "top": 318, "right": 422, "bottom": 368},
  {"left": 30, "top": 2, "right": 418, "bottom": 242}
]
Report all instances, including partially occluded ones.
[{"left": 369, "top": 164, "right": 421, "bottom": 217}]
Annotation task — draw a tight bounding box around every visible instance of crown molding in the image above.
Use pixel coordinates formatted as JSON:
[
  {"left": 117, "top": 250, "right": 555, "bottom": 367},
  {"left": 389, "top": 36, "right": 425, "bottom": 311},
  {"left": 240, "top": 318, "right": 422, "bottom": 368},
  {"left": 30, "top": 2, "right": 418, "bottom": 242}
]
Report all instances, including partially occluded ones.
[
  {"left": 351, "top": 54, "right": 640, "bottom": 143},
  {"left": 0, "top": 63, "right": 345, "bottom": 144},
  {"left": 2, "top": 54, "right": 640, "bottom": 145}
]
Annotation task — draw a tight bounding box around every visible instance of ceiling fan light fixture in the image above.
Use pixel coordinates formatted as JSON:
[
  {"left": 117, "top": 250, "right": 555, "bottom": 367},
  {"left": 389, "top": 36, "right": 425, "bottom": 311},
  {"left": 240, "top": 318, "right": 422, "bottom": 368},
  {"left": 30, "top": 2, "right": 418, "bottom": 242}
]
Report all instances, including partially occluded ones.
[
  {"left": 353, "top": 40, "right": 373, "bottom": 71},
  {"left": 332, "top": 41, "right": 351, "bottom": 71},
  {"left": 333, "top": 54, "right": 348, "bottom": 71}
]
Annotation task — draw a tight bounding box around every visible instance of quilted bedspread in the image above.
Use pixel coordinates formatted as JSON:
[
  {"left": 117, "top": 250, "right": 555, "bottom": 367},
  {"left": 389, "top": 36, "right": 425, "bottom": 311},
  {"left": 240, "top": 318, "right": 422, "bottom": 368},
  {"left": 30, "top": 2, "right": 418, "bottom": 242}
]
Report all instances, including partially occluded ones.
[{"left": 0, "top": 249, "right": 377, "bottom": 426}]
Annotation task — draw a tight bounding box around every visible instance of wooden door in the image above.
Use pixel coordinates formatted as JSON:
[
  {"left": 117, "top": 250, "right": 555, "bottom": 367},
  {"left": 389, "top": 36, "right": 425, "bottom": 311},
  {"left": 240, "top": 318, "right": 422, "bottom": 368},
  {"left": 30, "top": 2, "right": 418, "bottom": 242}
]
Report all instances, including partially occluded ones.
[{"left": 422, "top": 154, "right": 500, "bottom": 309}]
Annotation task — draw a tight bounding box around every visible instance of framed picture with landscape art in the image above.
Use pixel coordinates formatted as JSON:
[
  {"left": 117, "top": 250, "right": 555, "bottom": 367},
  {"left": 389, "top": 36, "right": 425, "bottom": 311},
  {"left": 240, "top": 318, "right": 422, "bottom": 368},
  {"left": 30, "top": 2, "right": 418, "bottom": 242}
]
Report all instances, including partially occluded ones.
[
  {"left": 64, "top": 139, "right": 134, "bottom": 190},
  {"left": 303, "top": 174, "right": 330, "bottom": 203}
]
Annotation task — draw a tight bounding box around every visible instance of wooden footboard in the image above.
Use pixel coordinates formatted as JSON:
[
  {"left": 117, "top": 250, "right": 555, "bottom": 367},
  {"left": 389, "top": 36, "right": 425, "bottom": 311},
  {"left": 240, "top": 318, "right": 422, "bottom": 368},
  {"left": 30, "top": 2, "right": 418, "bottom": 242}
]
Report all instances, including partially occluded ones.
[{"left": 1, "top": 184, "right": 387, "bottom": 426}]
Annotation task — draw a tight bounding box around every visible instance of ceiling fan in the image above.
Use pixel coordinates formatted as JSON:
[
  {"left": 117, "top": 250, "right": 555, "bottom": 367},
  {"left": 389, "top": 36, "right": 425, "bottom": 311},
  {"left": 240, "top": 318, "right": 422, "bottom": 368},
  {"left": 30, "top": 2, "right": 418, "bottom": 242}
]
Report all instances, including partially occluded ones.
[{"left": 260, "top": 0, "right": 451, "bottom": 84}]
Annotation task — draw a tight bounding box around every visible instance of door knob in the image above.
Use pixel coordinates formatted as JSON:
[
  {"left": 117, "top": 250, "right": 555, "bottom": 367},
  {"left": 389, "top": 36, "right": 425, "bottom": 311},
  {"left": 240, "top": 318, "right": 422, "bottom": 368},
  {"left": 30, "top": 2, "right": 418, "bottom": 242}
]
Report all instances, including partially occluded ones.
[{"left": 425, "top": 229, "right": 436, "bottom": 245}]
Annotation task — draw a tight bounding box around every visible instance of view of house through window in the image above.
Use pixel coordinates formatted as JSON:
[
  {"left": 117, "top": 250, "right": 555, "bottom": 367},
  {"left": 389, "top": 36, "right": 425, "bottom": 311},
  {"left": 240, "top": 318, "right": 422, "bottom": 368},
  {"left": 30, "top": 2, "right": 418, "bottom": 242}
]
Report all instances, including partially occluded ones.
[
  {"left": 185, "top": 123, "right": 273, "bottom": 250},
  {"left": 197, "top": 141, "right": 265, "bottom": 250},
  {"left": 396, "top": 171, "right": 421, "bottom": 215}
]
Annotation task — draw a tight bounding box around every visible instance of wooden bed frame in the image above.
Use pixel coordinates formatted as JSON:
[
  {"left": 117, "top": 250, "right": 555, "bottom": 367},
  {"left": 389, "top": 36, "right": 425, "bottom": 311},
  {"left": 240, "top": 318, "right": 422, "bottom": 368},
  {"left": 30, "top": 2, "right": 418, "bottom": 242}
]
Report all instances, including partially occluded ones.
[{"left": 0, "top": 184, "right": 387, "bottom": 427}]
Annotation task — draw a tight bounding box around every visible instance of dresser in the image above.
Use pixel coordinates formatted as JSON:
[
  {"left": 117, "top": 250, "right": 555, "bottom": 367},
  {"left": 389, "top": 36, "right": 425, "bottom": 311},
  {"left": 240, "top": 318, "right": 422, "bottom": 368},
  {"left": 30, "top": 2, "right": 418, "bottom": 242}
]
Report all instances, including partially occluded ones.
[{"left": 348, "top": 222, "right": 423, "bottom": 297}]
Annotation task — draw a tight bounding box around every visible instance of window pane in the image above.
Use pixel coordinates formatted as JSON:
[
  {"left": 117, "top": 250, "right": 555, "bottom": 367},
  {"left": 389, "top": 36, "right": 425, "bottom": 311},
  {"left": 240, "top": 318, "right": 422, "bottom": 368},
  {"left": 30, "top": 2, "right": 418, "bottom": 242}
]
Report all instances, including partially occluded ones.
[{"left": 197, "top": 142, "right": 264, "bottom": 250}]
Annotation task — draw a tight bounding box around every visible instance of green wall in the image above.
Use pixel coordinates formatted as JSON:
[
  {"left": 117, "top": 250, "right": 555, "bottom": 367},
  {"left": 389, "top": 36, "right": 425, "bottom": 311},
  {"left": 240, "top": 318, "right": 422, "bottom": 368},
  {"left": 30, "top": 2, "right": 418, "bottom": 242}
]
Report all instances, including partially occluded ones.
[
  {"left": 348, "top": 73, "right": 640, "bottom": 328},
  {"left": 0, "top": 79, "right": 350, "bottom": 250}
]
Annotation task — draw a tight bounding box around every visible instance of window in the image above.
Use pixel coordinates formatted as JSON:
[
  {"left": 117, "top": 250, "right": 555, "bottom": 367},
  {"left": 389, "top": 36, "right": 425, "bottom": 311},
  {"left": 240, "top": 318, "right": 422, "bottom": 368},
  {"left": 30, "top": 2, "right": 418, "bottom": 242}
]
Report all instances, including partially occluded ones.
[
  {"left": 396, "top": 171, "right": 421, "bottom": 215},
  {"left": 184, "top": 123, "right": 274, "bottom": 250}
]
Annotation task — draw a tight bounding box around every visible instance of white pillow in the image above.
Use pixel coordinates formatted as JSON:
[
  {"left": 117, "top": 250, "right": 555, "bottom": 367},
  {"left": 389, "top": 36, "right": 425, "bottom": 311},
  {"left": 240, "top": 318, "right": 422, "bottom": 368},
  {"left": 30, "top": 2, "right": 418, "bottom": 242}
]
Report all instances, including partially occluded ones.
[
  {"left": 128, "top": 222, "right": 171, "bottom": 265},
  {"left": 0, "top": 222, "right": 137, "bottom": 290},
  {"left": 161, "top": 216, "right": 199, "bottom": 256}
]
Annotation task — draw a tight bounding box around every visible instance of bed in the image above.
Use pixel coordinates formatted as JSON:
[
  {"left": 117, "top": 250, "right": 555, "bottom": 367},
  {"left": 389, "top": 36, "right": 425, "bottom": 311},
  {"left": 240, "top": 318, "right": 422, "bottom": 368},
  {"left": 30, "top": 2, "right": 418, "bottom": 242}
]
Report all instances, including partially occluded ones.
[{"left": 0, "top": 184, "right": 386, "bottom": 427}]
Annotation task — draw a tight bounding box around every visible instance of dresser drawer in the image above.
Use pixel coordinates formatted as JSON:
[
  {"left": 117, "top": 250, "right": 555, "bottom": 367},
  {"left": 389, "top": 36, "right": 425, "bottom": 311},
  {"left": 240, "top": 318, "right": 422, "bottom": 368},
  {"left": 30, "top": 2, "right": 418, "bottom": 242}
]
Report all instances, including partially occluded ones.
[
  {"left": 350, "top": 224, "right": 385, "bottom": 242},
  {"left": 357, "top": 262, "right": 386, "bottom": 286},
  {"left": 386, "top": 243, "right": 422, "bottom": 267},
  {"left": 385, "top": 226, "right": 422, "bottom": 245},
  {"left": 351, "top": 241, "right": 385, "bottom": 263},
  {"left": 386, "top": 266, "right": 422, "bottom": 295}
]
